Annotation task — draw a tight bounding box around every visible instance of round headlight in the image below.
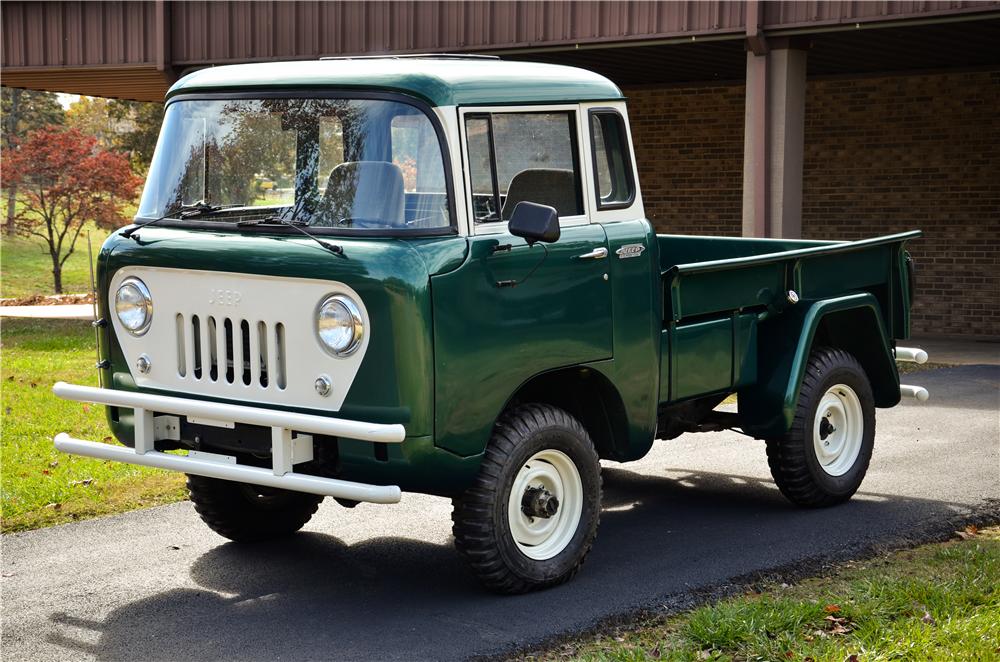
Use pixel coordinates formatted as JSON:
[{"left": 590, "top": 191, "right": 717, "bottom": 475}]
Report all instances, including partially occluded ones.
[
  {"left": 316, "top": 294, "right": 363, "bottom": 356},
  {"left": 115, "top": 277, "right": 152, "bottom": 335}
]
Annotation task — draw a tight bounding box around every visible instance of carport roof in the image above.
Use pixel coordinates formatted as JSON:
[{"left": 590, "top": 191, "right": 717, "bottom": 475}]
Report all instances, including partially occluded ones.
[{"left": 167, "top": 57, "right": 624, "bottom": 106}]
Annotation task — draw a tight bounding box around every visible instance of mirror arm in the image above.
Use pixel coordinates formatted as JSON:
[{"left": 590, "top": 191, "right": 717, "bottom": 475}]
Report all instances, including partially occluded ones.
[{"left": 494, "top": 244, "right": 549, "bottom": 289}]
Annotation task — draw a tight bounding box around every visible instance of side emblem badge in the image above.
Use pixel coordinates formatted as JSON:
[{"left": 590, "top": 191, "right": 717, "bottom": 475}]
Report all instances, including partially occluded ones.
[{"left": 615, "top": 244, "right": 645, "bottom": 259}]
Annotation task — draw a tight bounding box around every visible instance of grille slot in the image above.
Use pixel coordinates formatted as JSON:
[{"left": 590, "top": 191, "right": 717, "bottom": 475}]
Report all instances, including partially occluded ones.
[{"left": 176, "top": 315, "right": 286, "bottom": 391}]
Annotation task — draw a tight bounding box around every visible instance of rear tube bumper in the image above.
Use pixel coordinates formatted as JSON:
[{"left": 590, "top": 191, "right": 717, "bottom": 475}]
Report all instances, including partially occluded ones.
[{"left": 895, "top": 346, "right": 930, "bottom": 402}]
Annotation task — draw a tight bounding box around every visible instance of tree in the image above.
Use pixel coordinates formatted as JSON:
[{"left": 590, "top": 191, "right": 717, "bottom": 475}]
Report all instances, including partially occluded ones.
[
  {"left": 108, "top": 99, "right": 164, "bottom": 173},
  {"left": 64, "top": 96, "right": 117, "bottom": 149},
  {"left": 2, "top": 126, "right": 142, "bottom": 293},
  {"left": 1, "top": 87, "right": 65, "bottom": 235}
]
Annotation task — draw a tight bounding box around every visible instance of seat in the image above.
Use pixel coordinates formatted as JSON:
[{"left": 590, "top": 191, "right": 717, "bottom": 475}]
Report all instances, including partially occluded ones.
[
  {"left": 318, "top": 161, "right": 405, "bottom": 227},
  {"left": 500, "top": 168, "right": 579, "bottom": 221}
]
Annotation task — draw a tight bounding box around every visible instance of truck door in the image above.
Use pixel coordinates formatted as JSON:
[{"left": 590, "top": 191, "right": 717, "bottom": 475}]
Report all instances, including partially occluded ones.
[{"left": 431, "top": 106, "right": 613, "bottom": 455}]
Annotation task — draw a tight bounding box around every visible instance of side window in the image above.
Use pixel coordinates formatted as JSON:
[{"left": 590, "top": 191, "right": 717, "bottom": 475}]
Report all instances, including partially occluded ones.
[
  {"left": 464, "top": 111, "right": 584, "bottom": 224},
  {"left": 589, "top": 111, "right": 635, "bottom": 209}
]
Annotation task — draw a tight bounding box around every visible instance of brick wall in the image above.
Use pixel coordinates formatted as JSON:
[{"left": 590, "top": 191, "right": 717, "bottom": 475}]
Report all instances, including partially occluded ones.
[
  {"left": 802, "top": 70, "right": 1000, "bottom": 338},
  {"left": 625, "top": 69, "right": 1000, "bottom": 338},
  {"left": 625, "top": 84, "right": 745, "bottom": 237}
]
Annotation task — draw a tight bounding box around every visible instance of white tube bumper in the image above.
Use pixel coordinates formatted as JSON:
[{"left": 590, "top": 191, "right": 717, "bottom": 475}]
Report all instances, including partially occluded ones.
[
  {"left": 51, "top": 382, "right": 403, "bottom": 504},
  {"left": 900, "top": 384, "right": 930, "bottom": 402},
  {"left": 895, "top": 346, "right": 929, "bottom": 364},
  {"left": 53, "top": 382, "right": 406, "bottom": 443},
  {"left": 54, "top": 434, "right": 401, "bottom": 503},
  {"left": 894, "top": 346, "right": 930, "bottom": 402}
]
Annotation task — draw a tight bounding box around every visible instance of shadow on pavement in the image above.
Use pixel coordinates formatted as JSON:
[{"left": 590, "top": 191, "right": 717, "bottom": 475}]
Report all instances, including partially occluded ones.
[{"left": 44, "top": 465, "right": 980, "bottom": 661}]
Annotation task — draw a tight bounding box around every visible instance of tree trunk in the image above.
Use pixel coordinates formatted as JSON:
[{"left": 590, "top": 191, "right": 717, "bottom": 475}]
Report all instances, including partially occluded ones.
[
  {"left": 3, "top": 89, "right": 22, "bottom": 236},
  {"left": 5, "top": 185, "right": 17, "bottom": 236},
  {"left": 51, "top": 259, "right": 63, "bottom": 294}
]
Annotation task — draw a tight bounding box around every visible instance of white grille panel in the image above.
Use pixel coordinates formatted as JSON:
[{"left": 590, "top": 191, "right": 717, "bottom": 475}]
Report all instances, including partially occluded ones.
[
  {"left": 174, "top": 314, "right": 287, "bottom": 389},
  {"left": 109, "top": 267, "right": 369, "bottom": 412}
]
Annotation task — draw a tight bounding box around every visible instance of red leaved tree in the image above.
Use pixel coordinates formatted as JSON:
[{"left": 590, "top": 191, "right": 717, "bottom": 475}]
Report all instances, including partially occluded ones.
[{"left": 2, "top": 126, "right": 142, "bottom": 293}]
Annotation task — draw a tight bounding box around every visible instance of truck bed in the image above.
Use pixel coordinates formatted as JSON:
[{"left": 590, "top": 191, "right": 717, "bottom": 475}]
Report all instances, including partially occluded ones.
[{"left": 655, "top": 231, "right": 920, "bottom": 405}]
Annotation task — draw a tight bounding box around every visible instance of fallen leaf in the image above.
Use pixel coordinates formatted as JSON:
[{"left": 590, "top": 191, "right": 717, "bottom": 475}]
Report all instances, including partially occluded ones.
[
  {"left": 697, "top": 651, "right": 713, "bottom": 661},
  {"left": 649, "top": 645, "right": 661, "bottom": 659},
  {"left": 847, "top": 656, "right": 859, "bottom": 662},
  {"left": 82, "top": 404, "right": 91, "bottom": 413},
  {"left": 825, "top": 615, "right": 851, "bottom": 635},
  {"left": 30, "top": 382, "right": 37, "bottom": 388},
  {"left": 41, "top": 469, "right": 50, "bottom": 476},
  {"left": 824, "top": 604, "right": 842, "bottom": 613},
  {"left": 966, "top": 524, "right": 979, "bottom": 536}
]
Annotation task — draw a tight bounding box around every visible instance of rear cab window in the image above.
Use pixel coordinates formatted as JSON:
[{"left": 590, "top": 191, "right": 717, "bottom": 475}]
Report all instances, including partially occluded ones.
[{"left": 588, "top": 109, "right": 635, "bottom": 210}]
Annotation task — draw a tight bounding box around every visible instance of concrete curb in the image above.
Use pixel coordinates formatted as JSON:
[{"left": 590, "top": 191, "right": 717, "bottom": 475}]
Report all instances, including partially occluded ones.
[{"left": 0, "top": 304, "right": 94, "bottom": 320}]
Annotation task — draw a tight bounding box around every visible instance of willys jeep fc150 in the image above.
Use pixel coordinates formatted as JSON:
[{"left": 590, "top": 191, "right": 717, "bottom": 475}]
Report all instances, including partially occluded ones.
[{"left": 53, "top": 56, "right": 930, "bottom": 593}]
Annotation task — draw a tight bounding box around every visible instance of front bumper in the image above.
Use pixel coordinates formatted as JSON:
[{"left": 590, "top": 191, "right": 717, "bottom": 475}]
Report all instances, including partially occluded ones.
[{"left": 52, "top": 382, "right": 404, "bottom": 504}]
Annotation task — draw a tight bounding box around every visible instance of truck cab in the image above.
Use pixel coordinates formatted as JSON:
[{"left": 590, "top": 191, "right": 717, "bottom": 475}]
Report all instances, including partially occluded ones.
[{"left": 54, "top": 56, "right": 927, "bottom": 593}]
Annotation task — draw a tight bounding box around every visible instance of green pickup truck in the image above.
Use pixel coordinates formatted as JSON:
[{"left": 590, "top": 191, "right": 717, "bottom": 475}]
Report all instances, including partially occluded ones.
[{"left": 54, "top": 56, "right": 929, "bottom": 594}]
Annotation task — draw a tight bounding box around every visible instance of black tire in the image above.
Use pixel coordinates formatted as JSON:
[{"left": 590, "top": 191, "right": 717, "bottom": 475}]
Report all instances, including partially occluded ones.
[
  {"left": 451, "top": 404, "right": 602, "bottom": 594},
  {"left": 186, "top": 475, "right": 324, "bottom": 542},
  {"left": 765, "top": 347, "right": 876, "bottom": 507}
]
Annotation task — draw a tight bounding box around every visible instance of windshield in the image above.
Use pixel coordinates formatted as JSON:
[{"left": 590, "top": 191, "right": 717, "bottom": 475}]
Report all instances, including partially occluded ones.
[{"left": 138, "top": 97, "right": 451, "bottom": 232}]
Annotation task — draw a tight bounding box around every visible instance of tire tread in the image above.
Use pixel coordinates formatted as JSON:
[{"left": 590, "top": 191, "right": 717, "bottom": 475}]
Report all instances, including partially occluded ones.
[{"left": 451, "top": 404, "right": 601, "bottom": 594}]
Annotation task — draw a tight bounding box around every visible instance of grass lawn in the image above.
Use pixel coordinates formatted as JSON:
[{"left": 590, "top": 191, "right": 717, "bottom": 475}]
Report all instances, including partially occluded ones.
[
  {"left": 0, "top": 226, "right": 115, "bottom": 299},
  {"left": 536, "top": 527, "right": 1000, "bottom": 661},
  {"left": 1, "top": 318, "right": 186, "bottom": 533}
]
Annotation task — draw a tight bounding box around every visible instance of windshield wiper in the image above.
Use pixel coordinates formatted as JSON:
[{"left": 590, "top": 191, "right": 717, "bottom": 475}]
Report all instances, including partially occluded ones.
[
  {"left": 120, "top": 201, "right": 235, "bottom": 239},
  {"left": 235, "top": 217, "right": 344, "bottom": 256}
]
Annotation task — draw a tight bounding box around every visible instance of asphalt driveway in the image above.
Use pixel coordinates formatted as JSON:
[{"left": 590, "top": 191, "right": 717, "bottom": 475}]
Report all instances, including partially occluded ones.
[{"left": 2, "top": 365, "right": 998, "bottom": 661}]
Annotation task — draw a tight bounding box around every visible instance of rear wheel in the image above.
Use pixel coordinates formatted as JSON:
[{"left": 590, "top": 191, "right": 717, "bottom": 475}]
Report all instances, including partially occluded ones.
[
  {"left": 187, "top": 475, "right": 323, "bottom": 542},
  {"left": 765, "top": 347, "right": 876, "bottom": 507},
  {"left": 451, "top": 404, "right": 602, "bottom": 594}
]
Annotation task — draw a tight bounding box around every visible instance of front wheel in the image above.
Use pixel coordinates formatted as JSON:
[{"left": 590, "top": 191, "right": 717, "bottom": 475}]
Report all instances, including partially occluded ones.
[
  {"left": 451, "top": 404, "right": 602, "bottom": 594},
  {"left": 765, "top": 347, "right": 876, "bottom": 507},
  {"left": 187, "top": 475, "right": 324, "bottom": 542}
]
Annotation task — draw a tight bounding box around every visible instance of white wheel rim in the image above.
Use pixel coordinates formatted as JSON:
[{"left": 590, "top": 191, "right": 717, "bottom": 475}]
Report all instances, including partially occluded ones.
[
  {"left": 813, "top": 383, "right": 864, "bottom": 476},
  {"left": 507, "top": 449, "right": 583, "bottom": 560}
]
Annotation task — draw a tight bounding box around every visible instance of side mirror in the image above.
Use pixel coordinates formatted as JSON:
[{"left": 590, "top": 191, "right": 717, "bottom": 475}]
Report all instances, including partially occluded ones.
[{"left": 508, "top": 202, "right": 560, "bottom": 246}]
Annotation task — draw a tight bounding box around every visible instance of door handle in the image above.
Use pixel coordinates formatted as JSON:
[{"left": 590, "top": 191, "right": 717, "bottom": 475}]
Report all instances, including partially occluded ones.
[{"left": 576, "top": 247, "right": 608, "bottom": 260}]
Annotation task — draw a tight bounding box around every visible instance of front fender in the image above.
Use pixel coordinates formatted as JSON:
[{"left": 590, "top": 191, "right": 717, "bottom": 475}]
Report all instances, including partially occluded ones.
[{"left": 739, "top": 293, "right": 899, "bottom": 437}]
